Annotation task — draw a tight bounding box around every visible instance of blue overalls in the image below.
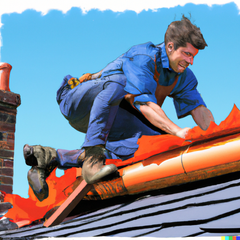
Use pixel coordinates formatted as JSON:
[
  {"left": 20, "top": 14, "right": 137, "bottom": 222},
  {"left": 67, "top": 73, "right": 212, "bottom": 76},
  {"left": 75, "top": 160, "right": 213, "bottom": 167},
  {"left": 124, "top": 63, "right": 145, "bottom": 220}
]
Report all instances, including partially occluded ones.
[
  {"left": 55, "top": 42, "right": 207, "bottom": 168},
  {"left": 56, "top": 74, "right": 161, "bottom": 168}
]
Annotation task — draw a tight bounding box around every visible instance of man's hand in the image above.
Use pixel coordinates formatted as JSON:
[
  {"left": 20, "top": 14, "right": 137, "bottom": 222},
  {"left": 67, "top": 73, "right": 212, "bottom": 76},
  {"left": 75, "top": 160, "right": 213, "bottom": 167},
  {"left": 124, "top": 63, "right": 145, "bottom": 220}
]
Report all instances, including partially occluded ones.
[
  {"left": 175, "top": 127, "right": 191, "bottom": 139},
  {"left": 79, "top": 73, "right": 92, "bottom": 83},
  {"left": 140, "top": 102, "right": 190, "bottom": 138},
  {"left": 78, "top": 70, "right": 103, "bottom": 83}
]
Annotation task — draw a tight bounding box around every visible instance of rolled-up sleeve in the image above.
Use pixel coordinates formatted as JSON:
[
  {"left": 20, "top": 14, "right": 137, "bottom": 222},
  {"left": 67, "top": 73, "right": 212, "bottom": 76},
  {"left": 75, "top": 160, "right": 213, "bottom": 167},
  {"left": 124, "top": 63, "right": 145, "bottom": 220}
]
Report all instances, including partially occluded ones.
[
  {"left": 133, "top": 94, "right": 157, "bottom": 111},
  {"left": 122, "top": 54, "right": 158, "bottom": 112},
  {"left": 171, "top": 68, "right": 207, "bottom": 118}
]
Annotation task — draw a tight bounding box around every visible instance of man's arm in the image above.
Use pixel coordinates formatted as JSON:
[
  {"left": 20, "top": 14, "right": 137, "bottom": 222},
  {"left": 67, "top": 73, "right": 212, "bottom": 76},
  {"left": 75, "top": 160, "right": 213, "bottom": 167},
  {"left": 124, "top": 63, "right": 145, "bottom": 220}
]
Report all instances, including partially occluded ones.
[
  {"left": 78, "top": 70, "right": 103, "bottom": 83},
  {"left": 191, "top": 105, "right": 214, "bottom": 130},
  {"left": 140, "top": 101, "right": 190, "bottom": 139},
  {"left": 91, "top": 70, "right": 103, "bottom": 79}
]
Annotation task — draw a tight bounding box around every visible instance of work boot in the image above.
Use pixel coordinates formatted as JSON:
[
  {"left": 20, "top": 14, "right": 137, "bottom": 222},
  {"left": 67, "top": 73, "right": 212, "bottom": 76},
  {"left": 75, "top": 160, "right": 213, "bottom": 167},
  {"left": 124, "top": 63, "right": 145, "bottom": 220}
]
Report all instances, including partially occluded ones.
[
  {"left": 23, "top": 144, "right": 58, "bottom": 202},
  {"left": 0, "top": 218, "right": 18, "bottom": 231},
  {"left": 84, "top": 164, "right": 118, "bottom": 184},
  {"left": 0, "top": 202, "right": 13, "bottom": 215},
  {"left": 82, "top": 146, "right": 118, "bottom": 184},
  {"left": 24, "top": 144, "right": 58, "bottom": 169},
  {"left": 27, "top": 167, "right": 50, "bottom": 202}
]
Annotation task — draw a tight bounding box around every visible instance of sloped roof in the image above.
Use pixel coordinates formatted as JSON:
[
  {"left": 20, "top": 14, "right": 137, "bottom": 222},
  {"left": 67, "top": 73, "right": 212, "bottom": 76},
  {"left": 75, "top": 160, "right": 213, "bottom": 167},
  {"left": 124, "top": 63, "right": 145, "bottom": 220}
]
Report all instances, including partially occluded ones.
[
  {"left": 0, "top": 171, "right": 240, "bottom": 238},
  {"left": 1, "top": 105, "right": 240, "bottom": 238}
]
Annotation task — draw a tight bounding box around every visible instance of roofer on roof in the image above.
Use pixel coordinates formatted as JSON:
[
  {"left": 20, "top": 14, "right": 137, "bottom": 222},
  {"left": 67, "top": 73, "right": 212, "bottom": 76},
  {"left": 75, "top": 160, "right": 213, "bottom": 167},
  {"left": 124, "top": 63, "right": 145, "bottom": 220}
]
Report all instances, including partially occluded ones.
[{"left": 24, "top": 15, "right": 214, "bottom": 201}]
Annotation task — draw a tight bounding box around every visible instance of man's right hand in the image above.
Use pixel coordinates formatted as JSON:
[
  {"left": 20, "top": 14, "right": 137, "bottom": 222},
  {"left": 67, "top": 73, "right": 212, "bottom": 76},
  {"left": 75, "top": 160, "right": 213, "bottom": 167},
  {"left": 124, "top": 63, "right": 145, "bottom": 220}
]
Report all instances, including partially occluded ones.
[
  {"left": 140, "top": 102, "right": 191, "bottom": 138},
  {"left": 79, "top": 73, "right": 92, "bottom": 83},
  {"left": 175, "top": 127, "right": 191, "bottom": 139}
]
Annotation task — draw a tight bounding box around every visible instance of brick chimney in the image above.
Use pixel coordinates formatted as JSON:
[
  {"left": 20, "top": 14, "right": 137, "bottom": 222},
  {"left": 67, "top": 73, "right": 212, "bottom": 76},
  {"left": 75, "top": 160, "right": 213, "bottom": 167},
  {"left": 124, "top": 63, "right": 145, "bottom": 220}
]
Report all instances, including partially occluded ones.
[{"left": 0, "top": 63, "right": 21, "bottom": 194}]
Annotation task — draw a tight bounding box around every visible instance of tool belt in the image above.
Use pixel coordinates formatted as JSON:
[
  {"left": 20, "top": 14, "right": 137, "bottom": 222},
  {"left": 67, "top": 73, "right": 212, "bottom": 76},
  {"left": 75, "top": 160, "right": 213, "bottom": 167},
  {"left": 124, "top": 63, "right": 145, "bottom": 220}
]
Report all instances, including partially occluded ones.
[{"left": 68, "top": 73, "right": 92, "bottom": 89}]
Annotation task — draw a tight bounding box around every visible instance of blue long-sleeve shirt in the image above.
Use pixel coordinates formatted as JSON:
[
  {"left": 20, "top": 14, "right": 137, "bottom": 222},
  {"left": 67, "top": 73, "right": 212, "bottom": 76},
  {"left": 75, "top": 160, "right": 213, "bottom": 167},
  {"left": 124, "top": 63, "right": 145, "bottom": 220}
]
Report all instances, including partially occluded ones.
[
  {"left": 56, "top": 42, "right": 207, "bottom": 158},
  {"left": 101, "top": 42, "right": 206, "bottom": 118}
]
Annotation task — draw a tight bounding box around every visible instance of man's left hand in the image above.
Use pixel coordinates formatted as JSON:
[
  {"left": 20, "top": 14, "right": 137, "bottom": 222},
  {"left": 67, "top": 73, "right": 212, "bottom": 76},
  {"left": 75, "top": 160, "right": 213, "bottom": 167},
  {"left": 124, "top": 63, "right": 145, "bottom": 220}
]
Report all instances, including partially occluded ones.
[{"left": 175, "top": 127, "right": 191, "bottom": 139}]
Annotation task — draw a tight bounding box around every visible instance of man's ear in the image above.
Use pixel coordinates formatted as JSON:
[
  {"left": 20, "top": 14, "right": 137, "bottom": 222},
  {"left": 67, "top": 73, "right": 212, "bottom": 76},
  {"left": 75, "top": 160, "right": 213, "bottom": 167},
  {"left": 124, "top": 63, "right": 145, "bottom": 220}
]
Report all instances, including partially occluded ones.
[{"left": 167, "top": 42, "right": 174, "bottom": 53}]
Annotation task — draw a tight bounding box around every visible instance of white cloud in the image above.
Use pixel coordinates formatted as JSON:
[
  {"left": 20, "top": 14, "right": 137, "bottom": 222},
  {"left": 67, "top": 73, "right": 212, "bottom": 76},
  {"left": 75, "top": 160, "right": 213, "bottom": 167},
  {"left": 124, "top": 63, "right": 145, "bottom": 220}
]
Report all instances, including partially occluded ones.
[
  {"left": 0, "top": 0, "right": 240, "bottom": 17},
  {"left": 1, "top": 0, "right": 240, "bottom": 27},
  {"left": 0, "top": 0, "right": 240, "bottom": 59}
]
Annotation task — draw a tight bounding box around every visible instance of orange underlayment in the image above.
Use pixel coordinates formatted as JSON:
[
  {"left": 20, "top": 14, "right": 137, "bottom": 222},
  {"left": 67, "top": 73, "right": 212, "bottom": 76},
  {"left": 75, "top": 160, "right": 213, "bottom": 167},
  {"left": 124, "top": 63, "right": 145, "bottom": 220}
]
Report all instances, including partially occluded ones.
[{"left": 3, "top": 104, "right": 240, "bottom": 227}]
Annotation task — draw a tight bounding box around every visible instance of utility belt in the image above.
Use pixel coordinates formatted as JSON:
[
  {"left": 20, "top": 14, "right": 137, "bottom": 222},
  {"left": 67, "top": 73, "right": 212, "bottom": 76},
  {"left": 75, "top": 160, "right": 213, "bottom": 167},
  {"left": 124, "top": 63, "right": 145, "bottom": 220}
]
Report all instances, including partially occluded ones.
[
  {"left": 57, "top": 72, "right": 125, "bottom": 104},
  {"left": 57, "top": 74, "right": 93, "bottom": 104},
  {"left": 68, "top": 73, "right": 93, "bottom": 89}
]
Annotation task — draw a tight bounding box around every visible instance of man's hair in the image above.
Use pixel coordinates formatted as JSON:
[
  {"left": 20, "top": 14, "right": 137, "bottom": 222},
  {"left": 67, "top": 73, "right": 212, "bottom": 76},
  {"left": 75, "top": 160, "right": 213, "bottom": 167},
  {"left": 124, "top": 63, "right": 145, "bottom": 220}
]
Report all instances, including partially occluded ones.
[{"left": 164, "top": 15, "right": 207, "bottom": 50}]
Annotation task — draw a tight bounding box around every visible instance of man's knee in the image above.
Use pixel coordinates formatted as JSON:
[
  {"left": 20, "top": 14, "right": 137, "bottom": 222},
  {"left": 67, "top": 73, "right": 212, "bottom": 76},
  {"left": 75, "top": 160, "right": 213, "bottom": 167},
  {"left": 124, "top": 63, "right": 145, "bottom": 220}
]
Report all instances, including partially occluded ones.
[{"left": 102, "top": 82, "right": 126, "bottom": 104}]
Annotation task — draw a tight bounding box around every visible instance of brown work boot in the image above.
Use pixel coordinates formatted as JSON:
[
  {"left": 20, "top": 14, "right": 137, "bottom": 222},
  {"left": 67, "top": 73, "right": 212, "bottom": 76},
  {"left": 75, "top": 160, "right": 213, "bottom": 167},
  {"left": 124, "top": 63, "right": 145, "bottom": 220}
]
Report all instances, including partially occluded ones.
[
  {"left": 23, "top": 144, "right": 58, "bottom": 201},
  {"left": 27, "top": 167, "right": 50, "bottom": 201},
  {"left": 82, "top": 146, "right": 117, "bottom": 184},
  {"left": 0, "top": 202, "right": 12, "bottom": 215},
  {"left": 0, "top": 218, "right": 18, "bottom": 231}
]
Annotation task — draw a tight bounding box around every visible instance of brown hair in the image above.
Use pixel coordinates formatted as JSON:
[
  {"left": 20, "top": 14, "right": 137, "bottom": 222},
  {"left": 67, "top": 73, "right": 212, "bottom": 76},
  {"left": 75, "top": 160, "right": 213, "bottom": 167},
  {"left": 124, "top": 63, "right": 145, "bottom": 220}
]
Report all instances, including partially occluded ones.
[{"left": 164, "top": 15, "right": 207, "bottom": 50}]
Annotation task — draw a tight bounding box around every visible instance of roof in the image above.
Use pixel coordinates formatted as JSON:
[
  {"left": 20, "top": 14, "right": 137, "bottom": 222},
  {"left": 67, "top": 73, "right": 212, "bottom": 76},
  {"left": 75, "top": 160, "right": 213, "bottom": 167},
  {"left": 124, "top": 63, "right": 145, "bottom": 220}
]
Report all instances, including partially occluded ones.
[
  {"left": 1, "top": 105, "right": 240, "bottom": 238},
  {"left": 0, "top": 170, "right": 240, "bottom": 238}
]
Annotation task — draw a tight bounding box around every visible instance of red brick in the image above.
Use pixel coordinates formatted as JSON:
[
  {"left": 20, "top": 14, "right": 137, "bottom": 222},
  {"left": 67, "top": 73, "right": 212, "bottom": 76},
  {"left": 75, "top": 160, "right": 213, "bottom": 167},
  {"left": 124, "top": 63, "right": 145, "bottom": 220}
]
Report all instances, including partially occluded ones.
[
  {"left": 0, "top": 91, "right": 21, "bottom": 107},
  {"left": 0, "top": 132, "right": 14, "bottom": 142},
  {"left": 0, "top": 175, "right": 13, "bottom": 184},
  {"left": 0, "top": 184, "right": 12, "bottom": 194},
  {"left": 0, "top": 150, "right": 14, "bottom": 159},
  {"left": 3, "top": 159, "right": 13, "bottom": 168},
  {"left": 0, "top": 140, "right": 14, "bottom": 151},
  {"left": 0, "top": 167, "right": 13, "bottom": 176},
  {"left": 0, "top": 112, "right": 16, "bottom": 124},
  {"left": 0, "top": 106, "right": 16, "bottom": 114},
  {"left": 0, "top": 158, "right": 13, "bottom": 167},
  {"left": 7, "top": 133, "right": 14, "bottom": 141},
  {"left": 0, "top": 122, "right": 15, "bottom": 132}
]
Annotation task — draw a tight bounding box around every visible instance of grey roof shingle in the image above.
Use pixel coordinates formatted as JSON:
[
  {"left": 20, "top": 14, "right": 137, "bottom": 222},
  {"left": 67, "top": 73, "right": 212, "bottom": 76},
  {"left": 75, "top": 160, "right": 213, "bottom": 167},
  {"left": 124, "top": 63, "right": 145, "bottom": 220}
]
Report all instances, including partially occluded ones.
[{"left": 0, "top": 170, "right": 240, "bottom": 238}]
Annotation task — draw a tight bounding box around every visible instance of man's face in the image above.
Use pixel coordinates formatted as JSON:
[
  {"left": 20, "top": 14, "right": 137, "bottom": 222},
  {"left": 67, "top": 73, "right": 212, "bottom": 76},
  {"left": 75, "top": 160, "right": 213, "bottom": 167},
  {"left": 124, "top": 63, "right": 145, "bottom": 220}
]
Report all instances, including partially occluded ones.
[{"left": 167, "top": 42, "right": 199, "bottom": 73}]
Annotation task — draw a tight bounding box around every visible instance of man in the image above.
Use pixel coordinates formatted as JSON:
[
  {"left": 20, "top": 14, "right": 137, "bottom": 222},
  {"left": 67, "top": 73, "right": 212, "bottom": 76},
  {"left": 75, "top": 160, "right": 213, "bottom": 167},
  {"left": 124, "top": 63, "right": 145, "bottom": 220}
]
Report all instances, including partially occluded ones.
[{"left": 24, "top": 16, "right": 214, "bottom": 201}]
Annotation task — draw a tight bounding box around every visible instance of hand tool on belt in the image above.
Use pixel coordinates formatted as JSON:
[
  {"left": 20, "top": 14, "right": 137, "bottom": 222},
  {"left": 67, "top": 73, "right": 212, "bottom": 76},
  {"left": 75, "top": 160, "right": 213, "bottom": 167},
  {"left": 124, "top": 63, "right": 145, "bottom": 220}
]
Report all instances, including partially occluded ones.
[{"left": 68, "top": 71, "right": 102, "bottom": 89}]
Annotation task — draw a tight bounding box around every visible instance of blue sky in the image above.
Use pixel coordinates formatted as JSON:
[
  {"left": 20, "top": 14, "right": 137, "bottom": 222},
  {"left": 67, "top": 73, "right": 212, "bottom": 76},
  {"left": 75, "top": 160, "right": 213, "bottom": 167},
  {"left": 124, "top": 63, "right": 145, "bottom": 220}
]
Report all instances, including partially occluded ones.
[{"left": 1, "top": 2, "right": 240, "bottom": 198}]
